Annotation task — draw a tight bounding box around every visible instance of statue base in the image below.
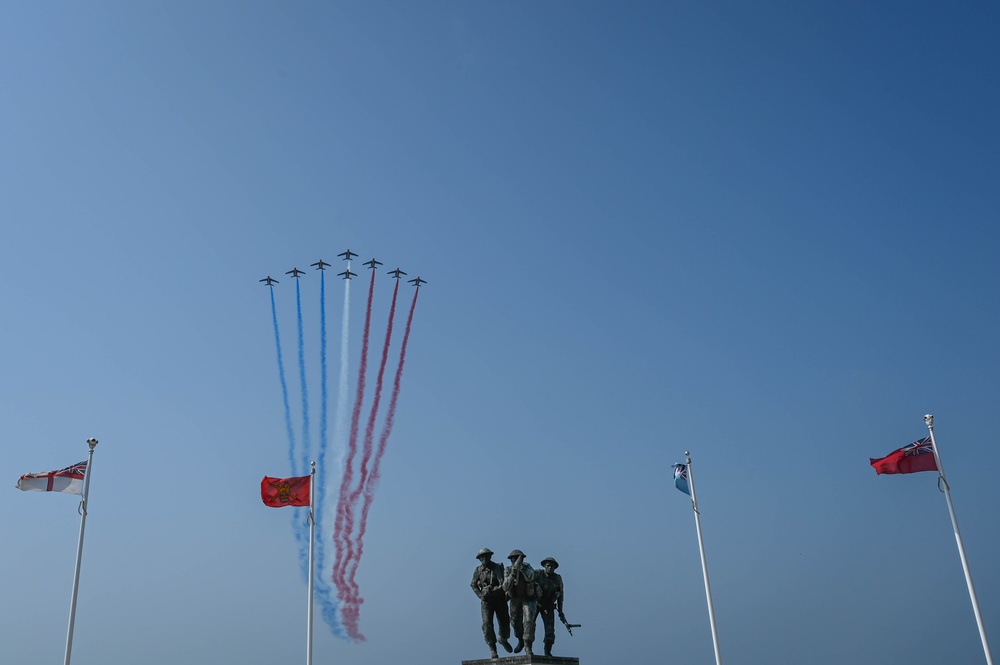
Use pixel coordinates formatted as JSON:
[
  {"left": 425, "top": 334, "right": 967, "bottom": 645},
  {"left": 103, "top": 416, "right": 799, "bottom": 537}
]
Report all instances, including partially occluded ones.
[{"left": 462, "top": 657, "right": 579, "bottom": 665}]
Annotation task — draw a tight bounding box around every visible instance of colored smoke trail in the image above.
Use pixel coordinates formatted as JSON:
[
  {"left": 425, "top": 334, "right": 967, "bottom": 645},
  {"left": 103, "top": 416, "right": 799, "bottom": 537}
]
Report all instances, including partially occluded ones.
[
  {"left": 319, "top": 276, "right": 352, "bottom": 636},
  {"left": 292, "top": 279, "right": 313, "bottom": 570},
  {"left": 333, "top": 280, "right": 352, "bottom": 482},
  {"left": 295, "top": 278, "right": 311, "bottom": 475},
  {"left": 318, "top": 270, "right": 328, "bottom": 502},
  {"left": 343, "top": 287, "right": 418, "bottom": 614},
  {"left": 269, "top": 288, "right": 298, "bottom": 478},
  {"left": 350, "top": 278, "right": 399, "bottom": 530},
  {"left": 324, "top": 279, "right": 351, "bottom": 575},
  {"left": 339, "top": 278, "right": 399, "bottom": 624},
  {"left": 316, "top": 270, "right": 331, "bottom": 584},
  {"left": 312, "top": 268, "right": 343, "bottom": 635},
  {"left": 271, "top": 287, "right": 309, "bottom": 574},
  {"left": 333, "top": 268, "right": 375, "bottom": 612}
]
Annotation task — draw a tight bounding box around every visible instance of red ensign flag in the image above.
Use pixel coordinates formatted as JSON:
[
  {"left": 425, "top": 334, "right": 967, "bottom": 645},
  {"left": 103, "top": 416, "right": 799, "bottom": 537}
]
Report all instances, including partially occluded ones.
[
  {"left": 261, "top": 475, "right": 310, "bottom": 507},
  {"left": 870, "top": 437, "right": 939, "bottom": 475}
]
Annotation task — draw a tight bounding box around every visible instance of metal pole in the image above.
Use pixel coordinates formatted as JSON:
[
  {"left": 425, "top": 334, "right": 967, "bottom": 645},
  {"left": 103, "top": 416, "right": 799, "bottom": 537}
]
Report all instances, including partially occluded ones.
[
  {"left": 65, "top": 437, "right": 98, "bottom": 665},
  {"left": 307, "top": 461, "right": 316, "bottom": 665},
  {"left": 685, "top": 452, "right": 722, "bottom": 665},
  {"left": 923, "top": 415, "right": 993, "bottom": 665}
]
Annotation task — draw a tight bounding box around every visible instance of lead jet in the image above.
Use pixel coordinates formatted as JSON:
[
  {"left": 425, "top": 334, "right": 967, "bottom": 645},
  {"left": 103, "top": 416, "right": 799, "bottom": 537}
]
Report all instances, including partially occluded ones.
[
  {"left": 363, "top": 258, "right": 383, "bottom": 270},
  {"left": 311, "top": 259, "right": 331, "bottom": 270},
  {"left": 338, "top": 249, "right": 358, "bottom": 261},
  {"left": 260, "top": 276, "right": 279, "bottom": 286},
  {"left": 387, "top": 268, "right": 407, "bottom": 279},
  {"left": 286, "top": 267, "right": 305, "bottom": 278},
  {"left": 338, "top": 269, "right": 358, "bottom": 280},
  {"left": 408, "top": 276, "right": 427, "bottom": 287}
]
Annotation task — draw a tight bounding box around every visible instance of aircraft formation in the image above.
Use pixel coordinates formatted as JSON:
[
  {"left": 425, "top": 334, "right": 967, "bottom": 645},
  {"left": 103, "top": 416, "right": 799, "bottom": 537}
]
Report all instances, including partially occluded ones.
[
  {"left": 261, "top": 251, "right": 426, "bottom": 287},
  {"left": 260, "top": 248, "right": 425, "bottom": 642}
]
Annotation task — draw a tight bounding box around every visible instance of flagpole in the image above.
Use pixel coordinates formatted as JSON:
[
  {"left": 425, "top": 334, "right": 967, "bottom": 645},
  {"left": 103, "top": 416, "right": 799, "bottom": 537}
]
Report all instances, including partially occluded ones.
[
  {"left": 923, "top": 415, "right": 994, "bottom": 665},
  {"left": 307, "top": 461, "right": 316, "bottom": 665},
  {"left": 64, "top": 438, "right": 98, "bottom": 665},
  {"left": 685, "top": 452, "right": 722, "bottom": 665}
]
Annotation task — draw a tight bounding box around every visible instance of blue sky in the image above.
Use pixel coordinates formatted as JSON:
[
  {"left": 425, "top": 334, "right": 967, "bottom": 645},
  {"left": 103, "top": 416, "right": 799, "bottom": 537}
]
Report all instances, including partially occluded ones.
[{"left": 3, "top": 2, "right": 999, "bottom": 663}]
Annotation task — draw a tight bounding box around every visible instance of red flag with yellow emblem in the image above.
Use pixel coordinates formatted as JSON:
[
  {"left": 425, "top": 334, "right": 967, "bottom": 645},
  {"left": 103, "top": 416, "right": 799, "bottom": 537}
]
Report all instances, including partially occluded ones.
[{"left": 261, "top": 475, "right": 311, "bottom": 507}]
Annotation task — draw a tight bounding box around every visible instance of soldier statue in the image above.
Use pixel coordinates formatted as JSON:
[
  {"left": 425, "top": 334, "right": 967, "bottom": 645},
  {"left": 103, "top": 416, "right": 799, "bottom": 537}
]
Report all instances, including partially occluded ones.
[
  {"left": 503, "top": 549, "right": 539, "bottom": 656},
  {"left": 470, "top": 548, "right": 513, "bottom": 659},
  {"left": 535, "top": 557, "right": 565, "bottom": 656}
]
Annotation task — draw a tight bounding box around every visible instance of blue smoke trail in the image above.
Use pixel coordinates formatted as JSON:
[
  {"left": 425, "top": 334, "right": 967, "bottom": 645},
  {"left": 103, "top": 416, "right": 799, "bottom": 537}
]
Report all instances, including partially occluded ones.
[
  {"left": 270, "top": 288, "right": 298, "bottom": 474},
  {"left": 292, "top": 279, "right": 312, "bottom": 581},
  {"left": 296, "top": 278, "right": 311, "bottom": 474},
  {"left": 318, "top": 270, "right": 328, "bottom": 518},
  {"left": 268, "top": 274, "right": 345, "bottom": 638},
  {"left": 272, "top": 286, "right": 310, "bottom": 575}
]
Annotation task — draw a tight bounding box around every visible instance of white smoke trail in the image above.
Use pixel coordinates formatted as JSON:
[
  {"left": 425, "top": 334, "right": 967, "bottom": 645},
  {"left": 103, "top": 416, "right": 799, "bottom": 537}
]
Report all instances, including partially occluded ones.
[{"left": 318, "top": 276, "right": 351, "bottom": 600}]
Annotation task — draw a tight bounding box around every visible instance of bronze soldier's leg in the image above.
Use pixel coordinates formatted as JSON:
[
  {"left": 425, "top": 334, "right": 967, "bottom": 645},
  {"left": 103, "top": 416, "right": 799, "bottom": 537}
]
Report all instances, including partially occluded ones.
[
  {"left": 481, "top": 600, "right": 497, "bottom": 644},
  {"left": 522, "top": 600, "right": 537, "bottom": 643},
  {"left": 509, "top": 598, "right": 524, "bottom": 640},
  {"left": 493, "top": 596, "right": 512, "bottom": 648},
  {"left": 521, "top": 599, "right": 537, "bottom": 655},
  {"left": 541, "top": 609, "right": 556, "bottom": 655},
  {"left": 510, "top": 598, "right": 525, "bottom": 652}
]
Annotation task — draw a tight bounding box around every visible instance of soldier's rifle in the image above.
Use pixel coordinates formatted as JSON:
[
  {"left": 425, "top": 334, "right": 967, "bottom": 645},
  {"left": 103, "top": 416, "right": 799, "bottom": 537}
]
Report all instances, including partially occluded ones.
[
  {"left": 479, "top": 563, "right": 501, "bottom": 598},
  {"left": 512, "top": 553, "right": 525, "bottom": 577},
  {"left": 559, "top": 612, "right": 582, "bottom": 636}
]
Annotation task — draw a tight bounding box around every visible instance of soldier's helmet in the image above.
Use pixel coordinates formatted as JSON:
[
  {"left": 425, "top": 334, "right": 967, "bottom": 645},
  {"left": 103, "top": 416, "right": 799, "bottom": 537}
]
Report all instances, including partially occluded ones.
[
  {"left": 507, "top": 549, "right": 526, "bottom": 560},
  {"left": 541, "top": 557, "right": 559, "bottom": 569},
  {"left": 476, "top": 548, "right": 494, "bottom": 559}
]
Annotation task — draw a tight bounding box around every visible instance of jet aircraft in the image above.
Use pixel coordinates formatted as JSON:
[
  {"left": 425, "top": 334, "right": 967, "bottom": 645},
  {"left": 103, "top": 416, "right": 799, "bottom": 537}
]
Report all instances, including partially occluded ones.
[
  {"left": 387, "top": 268, "right": 407, "bottom": 279},
  {"left": 363, "top": 258, "right": 383, "bottom": 270},
  {"left": 260, "top": 276, "right": 279, "bottom": 286},
  {"left": 408, "top": 276, "right": 427, "bottom": 287},
  {"left": 286, "top": 267, "right": 305, "bottom": 278},
  {"left": 339, "top": 269, "right": 358, "bottom": 280},
  {"left": 338, "top": 249, "right": 358, "bottom": 261},
  {"left": 311, "top": 259, "right": 331, "bottom": 270}
]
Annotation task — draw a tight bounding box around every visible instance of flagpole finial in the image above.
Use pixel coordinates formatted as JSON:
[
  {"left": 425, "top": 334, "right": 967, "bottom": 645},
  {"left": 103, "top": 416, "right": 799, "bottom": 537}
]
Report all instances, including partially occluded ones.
[
  {"left": 86, "top": 438, "right": 98, "bottom": 451},
  {"left": 924, "top": 414, "right": 934, "bottom": 427}
]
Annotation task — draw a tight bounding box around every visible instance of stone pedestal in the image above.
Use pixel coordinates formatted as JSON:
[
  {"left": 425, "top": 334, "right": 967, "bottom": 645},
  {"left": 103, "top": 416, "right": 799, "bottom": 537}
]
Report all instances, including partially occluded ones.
[{"left": 462, "top": 656, "right": 579, "bottom": 665}]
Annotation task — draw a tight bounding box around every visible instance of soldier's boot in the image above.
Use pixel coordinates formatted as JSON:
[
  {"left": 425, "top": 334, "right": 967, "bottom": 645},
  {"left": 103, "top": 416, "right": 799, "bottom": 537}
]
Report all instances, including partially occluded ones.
[
  {"left": 544, "top": 641, "right": 554, "bottom": 657},
  {"left": 499, "top": 638, "right": 513, "bottom": 653},
  {"left": 524, "top": 640, "right": 534, "bottom": 657},
  {"left": 513, "top": 639, "right": 524, "bottom": 653},
  {"left": 488, "top": 645, "right": 499, "bottom": 660}
]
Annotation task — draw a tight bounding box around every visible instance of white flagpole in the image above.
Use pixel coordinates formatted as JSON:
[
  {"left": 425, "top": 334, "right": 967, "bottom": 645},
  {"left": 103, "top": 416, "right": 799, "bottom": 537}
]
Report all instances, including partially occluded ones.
[
  {"left": 685, "top": 452, "right": 722, "bottom": 665},
  {"left": 65, "top": 437, "right": 98, "bottom": 665},
  {"left": 307, "top": 461, "right": 316, "bottom": 665},
  {"left": 923, "top": 415, "right": 994, "bottom": 665}
]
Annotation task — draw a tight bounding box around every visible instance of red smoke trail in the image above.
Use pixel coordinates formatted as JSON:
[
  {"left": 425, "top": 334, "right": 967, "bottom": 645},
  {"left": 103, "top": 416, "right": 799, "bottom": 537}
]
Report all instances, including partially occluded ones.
[
  {"left": 356, "top": 278, "right": 399, "bottom": 492},
  {"left": 341, "top": 278, "right": 399, "bottom": 614},
  {"left": 342, "top": 288, "right": 419, "bottom": 617},
  {"left": 333, "top": 269, "right": 375, "bottom": 607}
]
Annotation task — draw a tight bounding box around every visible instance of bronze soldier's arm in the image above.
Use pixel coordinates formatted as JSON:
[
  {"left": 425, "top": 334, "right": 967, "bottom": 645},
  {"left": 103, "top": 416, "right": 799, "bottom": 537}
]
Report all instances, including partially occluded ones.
[
  {"left": 471, "top": 567, "right": 484, "bottom": 599},
  {"left": 557, "top": 574, "right": 565, "bottom": 615}
]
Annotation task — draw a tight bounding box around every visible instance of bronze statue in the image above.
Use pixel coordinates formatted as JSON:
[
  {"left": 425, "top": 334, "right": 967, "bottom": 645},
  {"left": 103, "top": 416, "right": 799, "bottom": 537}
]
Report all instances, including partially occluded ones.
[
  {"left": 470, "top": 548, "right": 513, "bottom": 659},
  {"left": 535, "top": 557, "right": 565, "bottom": 656},
  {"left": 503, "top": 549, "right": 539, "bottom": 656}
]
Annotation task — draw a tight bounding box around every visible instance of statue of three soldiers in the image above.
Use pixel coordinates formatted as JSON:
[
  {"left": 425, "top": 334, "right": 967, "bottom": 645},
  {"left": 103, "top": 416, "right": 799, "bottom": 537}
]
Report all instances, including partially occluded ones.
[{"left": 470, "top": 548, "right": 566, "bottom": 659}]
